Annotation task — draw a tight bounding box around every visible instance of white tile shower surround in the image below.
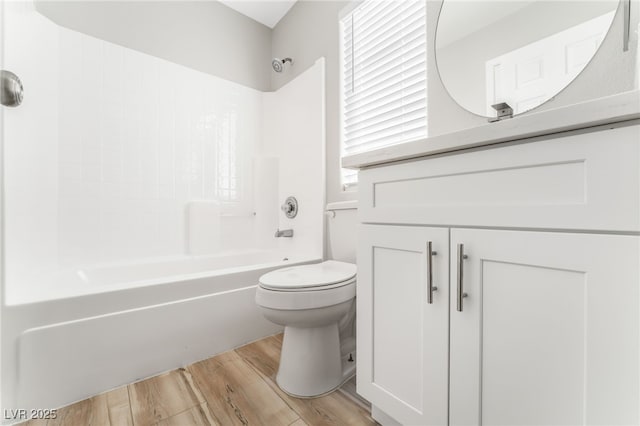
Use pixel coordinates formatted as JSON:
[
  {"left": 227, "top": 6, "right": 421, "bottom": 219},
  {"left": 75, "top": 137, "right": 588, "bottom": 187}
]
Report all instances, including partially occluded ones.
[
  {"left": 263, "top": 66, "right": 326, "bottom": 261},
  {"left": 55, "top": 29, "right": 262, "bottom": 264},
  {"left": 3, "top": 2, "right": 325, "bottom": 303}
]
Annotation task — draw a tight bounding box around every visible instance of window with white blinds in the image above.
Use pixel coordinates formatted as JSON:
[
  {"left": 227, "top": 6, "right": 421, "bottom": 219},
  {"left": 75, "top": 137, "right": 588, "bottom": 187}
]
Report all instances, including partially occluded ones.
[{"left": 340, "top": 0, "right": 427, "bottom": 188}]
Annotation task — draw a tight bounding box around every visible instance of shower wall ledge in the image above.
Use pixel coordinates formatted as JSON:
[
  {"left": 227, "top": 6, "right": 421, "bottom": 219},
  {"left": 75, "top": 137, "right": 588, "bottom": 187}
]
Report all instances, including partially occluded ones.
[{"left": 342, "top": 90, "right": 640, "bottom": 169}]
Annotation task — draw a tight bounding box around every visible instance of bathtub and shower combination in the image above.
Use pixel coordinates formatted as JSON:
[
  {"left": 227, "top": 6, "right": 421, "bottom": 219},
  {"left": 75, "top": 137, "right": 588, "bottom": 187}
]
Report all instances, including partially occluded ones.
[
  {"left": 1, "top": 1, "right": 326, "bottom": 413},
  {"left": 3, "top": 251, "right": 320, "bottom": 412}
]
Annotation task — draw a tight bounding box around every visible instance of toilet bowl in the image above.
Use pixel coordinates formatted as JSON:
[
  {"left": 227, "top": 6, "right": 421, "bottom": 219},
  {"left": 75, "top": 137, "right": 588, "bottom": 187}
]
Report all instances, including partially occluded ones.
[{"left": 256, "top": 260, "right": 357, "bottom": 397}]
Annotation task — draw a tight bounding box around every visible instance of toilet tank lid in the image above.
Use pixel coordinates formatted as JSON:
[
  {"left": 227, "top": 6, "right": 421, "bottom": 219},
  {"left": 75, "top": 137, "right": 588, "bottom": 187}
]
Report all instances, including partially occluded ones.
[{"left": 259, "top": 260, "right": 356, "bottom": 290}]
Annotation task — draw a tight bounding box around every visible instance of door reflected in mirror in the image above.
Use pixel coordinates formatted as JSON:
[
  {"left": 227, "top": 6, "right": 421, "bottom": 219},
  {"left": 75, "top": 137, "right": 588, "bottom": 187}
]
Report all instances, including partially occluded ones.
[{"left": 435, "top": 1, "right": 619, "bottom": 118}]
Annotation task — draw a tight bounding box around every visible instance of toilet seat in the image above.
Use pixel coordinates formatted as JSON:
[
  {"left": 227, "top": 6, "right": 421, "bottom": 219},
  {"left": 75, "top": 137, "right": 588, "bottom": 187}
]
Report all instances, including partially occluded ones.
[
  {"left": 259, "top": 260, "right": 356, "bottom": 291},
  {"left": 256, "top": 261, "right": 357, "bottom": 310}
]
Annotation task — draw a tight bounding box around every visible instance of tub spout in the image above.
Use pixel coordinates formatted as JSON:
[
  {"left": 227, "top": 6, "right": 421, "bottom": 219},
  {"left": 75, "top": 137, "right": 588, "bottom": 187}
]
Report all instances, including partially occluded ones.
[{"left": 275, "top": 229, "right": 294, "bottom": 238}]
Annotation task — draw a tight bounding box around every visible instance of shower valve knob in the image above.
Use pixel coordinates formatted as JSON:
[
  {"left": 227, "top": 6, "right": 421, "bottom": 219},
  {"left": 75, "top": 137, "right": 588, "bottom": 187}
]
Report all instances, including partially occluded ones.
[
  {"left": 281, "top": 196, "right": 298, "bottom": 219},
  {"left": 1, "top": 70, "right": 23, "bottom": 107}
]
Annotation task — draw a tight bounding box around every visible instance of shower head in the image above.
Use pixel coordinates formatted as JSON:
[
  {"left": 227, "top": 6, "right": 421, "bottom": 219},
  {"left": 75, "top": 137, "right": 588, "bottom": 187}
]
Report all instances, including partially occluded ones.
[{"left": 272, "top": 57, "right": 293, "bottom": 73}]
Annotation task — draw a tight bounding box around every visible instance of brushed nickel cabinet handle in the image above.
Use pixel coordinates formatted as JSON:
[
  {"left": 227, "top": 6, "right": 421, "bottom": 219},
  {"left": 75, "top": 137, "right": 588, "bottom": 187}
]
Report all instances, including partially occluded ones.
[
  {"left": 456, "top": 243, "right": 468, "bottom": 312},
  {"left": 427, "top": 241, "right": 438, "bottom": 304}
]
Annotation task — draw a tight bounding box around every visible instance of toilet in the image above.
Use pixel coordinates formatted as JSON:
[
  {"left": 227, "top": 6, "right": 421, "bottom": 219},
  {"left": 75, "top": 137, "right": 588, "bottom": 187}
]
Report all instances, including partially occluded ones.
[{"left": 256, "top": 207, "right": 358, "bottom": 397}]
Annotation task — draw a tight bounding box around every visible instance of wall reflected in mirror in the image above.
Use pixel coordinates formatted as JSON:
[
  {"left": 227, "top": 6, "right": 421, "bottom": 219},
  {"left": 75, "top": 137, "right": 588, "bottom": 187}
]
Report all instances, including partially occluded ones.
[{"left": 435, "top": 1, "right": 619, "bottom": 118}]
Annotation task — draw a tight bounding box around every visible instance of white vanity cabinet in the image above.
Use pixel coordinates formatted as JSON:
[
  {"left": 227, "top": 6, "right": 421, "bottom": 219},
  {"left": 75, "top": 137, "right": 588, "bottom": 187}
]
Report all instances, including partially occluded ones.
[
  {"left": 355, "top": 124, "right": 640, "bottom": 425},
  {"left": 449, "top": 229, "right": 639, "bottom": 426},
  {"left": 357, "top": 225, "right": 449, "bottom": 426}
]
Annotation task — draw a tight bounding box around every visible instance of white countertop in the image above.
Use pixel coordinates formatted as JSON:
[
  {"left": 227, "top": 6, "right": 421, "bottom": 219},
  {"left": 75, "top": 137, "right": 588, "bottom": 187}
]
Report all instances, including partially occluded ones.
[{"left": 342, "top": 90, "right": 640, "bottom": 170}]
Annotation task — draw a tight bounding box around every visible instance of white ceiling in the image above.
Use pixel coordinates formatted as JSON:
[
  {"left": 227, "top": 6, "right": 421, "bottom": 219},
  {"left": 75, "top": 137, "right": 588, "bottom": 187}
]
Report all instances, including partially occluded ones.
[{"left": 220, "top": 0, "right": 298, "bottom": 28}]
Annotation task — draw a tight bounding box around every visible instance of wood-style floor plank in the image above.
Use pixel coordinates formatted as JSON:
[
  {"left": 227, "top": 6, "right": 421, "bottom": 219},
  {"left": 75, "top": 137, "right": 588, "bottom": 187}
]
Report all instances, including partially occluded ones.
[
  {"left": 19, "top": 333, "right": 374, "bottom": 426},
  {"left": 129, "top": 368, "right": 204, "bottom": 425},
  {"left": 24, "top": 386, "right": 134, "bottom": 426},
  {"left": 188, "top": 350, "right": 300, "bottom": 426},
  {"left": 20, "top": 419, "right": 46, "bottom": 426},
  {"left": 236, "top": 335, "right": 377, "bottom": 426},
  {"left": 106, "top": 386, "right": 135, "bottom": 426},
  {"left": 288, "top": 418, "right": 310, "bottom": 426},
  {"left": 156, "top": 404, "right": 218, "bottom": 426},
  {"left": 234, "top": 334, "right": 282, "bottom": 378}
]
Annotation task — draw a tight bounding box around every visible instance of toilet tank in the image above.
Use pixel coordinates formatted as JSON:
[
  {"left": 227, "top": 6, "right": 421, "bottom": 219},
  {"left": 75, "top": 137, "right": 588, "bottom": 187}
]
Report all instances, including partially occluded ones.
[{"left": 326, "top": 204, "right": 357, "bottom": 264}]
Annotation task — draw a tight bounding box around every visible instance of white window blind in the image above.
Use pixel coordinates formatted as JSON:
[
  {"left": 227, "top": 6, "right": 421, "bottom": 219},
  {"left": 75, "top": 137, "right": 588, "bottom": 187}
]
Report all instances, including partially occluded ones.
[{"left": 340, "top": 0, "right": 427, "bottom": 188}]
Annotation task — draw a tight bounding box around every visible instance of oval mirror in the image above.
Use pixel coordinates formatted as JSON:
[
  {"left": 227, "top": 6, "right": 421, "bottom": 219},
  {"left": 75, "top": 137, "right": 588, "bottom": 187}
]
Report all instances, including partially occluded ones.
[{"left": 435, "top": 1, "right": 619, "bottom": 119}]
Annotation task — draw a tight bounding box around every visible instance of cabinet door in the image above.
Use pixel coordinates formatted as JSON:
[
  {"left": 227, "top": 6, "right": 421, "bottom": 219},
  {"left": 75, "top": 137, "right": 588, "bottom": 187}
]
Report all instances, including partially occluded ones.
[
  {"left": 357, "top": 225, "right": 449, "bottom": 425},
  {"left": 450, "top": 229, "right": 639, "bottom": 426}
]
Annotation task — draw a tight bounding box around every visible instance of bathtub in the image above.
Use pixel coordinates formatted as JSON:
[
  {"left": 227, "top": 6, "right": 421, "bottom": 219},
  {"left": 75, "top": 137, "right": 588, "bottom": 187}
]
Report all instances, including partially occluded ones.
[{"left": 1, "top": 251, "right": 321, "bottom": 415}]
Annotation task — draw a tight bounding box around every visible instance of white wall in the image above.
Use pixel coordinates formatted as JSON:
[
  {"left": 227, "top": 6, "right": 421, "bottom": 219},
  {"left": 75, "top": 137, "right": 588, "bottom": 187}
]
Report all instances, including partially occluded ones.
[
  {"left": 271, "top": 1, "right": 349, "bottom": 206},
  {"left": 2, "top": 1, "right": 60, "bottom": 303},
  {"left": 271, "top": 0, "right": 640, "bottom": 201},
  {"left": 35, "top": 1, "right": 273, "bottom": 91}
]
